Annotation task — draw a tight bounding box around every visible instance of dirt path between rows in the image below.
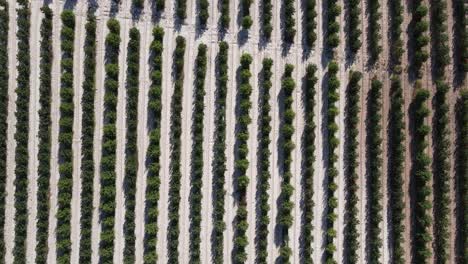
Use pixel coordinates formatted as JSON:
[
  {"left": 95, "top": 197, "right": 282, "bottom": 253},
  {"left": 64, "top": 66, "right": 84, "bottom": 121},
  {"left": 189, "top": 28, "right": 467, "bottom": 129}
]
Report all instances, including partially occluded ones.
[{"left": 5, "top": 1, "right": 17, "bottom": 263}]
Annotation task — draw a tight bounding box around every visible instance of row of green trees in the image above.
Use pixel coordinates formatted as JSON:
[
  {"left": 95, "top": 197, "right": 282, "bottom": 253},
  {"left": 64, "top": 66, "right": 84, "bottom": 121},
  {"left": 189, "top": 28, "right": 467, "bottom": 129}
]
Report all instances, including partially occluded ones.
[
  {"left": 301, "top": 64, "right": 317, "bottom": 264},
  {"left": 99, "top": 18, "right": 121, "bottom": 263},
  {"left": 14, "top": 1, "right": 30, "bottom": 261},
  {"left": 432, "top": 82, "right": 451, "bottom": 264},
  {"left": 261, "top": 0, "right": 272, "bottom": 39},
  {"left": 240, "top": 0, "right": 253, "bottom": 29},
  {"left": 388, "top": 0, "right": 405, "bottom": 261},
  {"left": 199, "top": 0, "right": 209, "bottom": 27},
  {"left": 132, "top": 0, "right": 143, "bottom": 9},
  {"left": 343, "top": 71, "right": 361, "bottom": 264},
  {"left": 367, "top": 0, "right": 382, "bottom": 62},
  {"left": 411, "top": 88, "right": 432, "bottom": 264},
  {"left": 57, "top": 11, "right": 76, "bottom": 263},
  {"left": 411, "top": 0, "right": 429, "bottom": 77},
  {"left": 326, "top": 0, "right": 341, "bottom": 50},
  {"left": 387, "top": 77, "right": 405, "bottom": 264},
  {"left": 144, "top": 26, "right": 164, "bottom": 263},
  {"left": 154, "top": 0, "right": 165, "bottom": 12},
  {"left": 277, "top": 64, "right": 295, "bottom": 262},
  {"left": 389, "top": 0, "right": 404, "bottom": 72},
  {"left": 325, "top": 61, "right": 340, "bottom": 264},
  {"left": 176, "top": 0, "right": 187, "bottom": 21},
  {"left": 0, "top": 0, "right": 8, "bottom": 260},
  {"left": 430, "top": 0, "right": 450, "bottom": 80},
  {"left": 283, "top": 0, "right": 296, "bottom": 43},
  {"left": 123, "top": 27, "right": 140, "bottom": 264},
  {"left": 256, "top": 58, "right": 272, "bottom": 264},
  {"left": 219, "top": 0, "right": 230, "bottom": 30},
  {"left": 212, "top": 41, "right": 229, "bottom": 264},
  {"left": 429, "top": 1, "right": 451, "bottom": 262},
  {"left": 36, "top": 6, "right": 53, "bottom": 264},
  {"left": 189, "top": 43, "right": 208, "bottom": 263},
  {"left": 167, "top": 36, "right": 186, "bottom": 263},
  {"left": 79, "top": 12, "right": 97, "bottom": 264},
  {"left": 456, "top": 90, "right": 468, "bottom": 264},
  {"left": 232, "top": 53, "right": 253, "bottom": 263},
  {"left": 366, "top": 79, "right": 383, "bottom": 263},
  {"left": 347, "top": 0, "right": 362, "bottom": 53},
  {"left": 453, "top": 0, "right": 467, "bottom": 73},
  {"left": 304, "top": 0, "right": 317, "bottom": 47}
]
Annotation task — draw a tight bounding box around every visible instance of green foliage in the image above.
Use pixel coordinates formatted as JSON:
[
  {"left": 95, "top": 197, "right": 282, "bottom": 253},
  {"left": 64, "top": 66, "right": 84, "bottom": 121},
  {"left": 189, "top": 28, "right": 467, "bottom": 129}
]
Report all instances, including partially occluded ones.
[
  {"left": 176, "top": 0, "right": 187, "bottom": 20},
  {"left": 388, "top": 77, "right": 405, "bottom": 264},
  {"left": 189, "top": 43, "right": 207, "bottom": 263},
  {"left": 0, "top": 0, "right": 8, "bottom": 260},
  {"left": 13, "top": 3, "right": 30, "bottom": 262},
  {"left": 366, "top": 79, "right": 383, "bottom": 263},
  {"left": 325, "top": 61, "right": 340, "bottom": 264},
  {"left": 343, "top": 71, "right": 361, "bottom": 263},
  {"left": 212, "top": 41, "right": 229, "bottom": 264},
  {"left": 276, "top": 64, "right": 295, "bottom": 263},
  {"left": 430, "top": 0, "right": 450, "bottom": 80},
  {"left": 144, "top": 26, "right": 164, "bottom": 264},
  {"left": 283, "top": 0, "right": 296, "bottom": 43},
  {"left": 301, "top": 65, "right": 317, "bottom": 264},
  {"left": 79, "top": 13, "right": 97, "bottom": 263},
  {"left": 99, "top": 18, "right": 120, "bottom": 264},
  {"left": 389, "top": 0, "right": 404, "bottom": 72},
  {"left": 368, "top": 0, "right": 382, "bottom": 62},
  {"left": 304, "top": 0, "right": 317, "bottom": 47},
  {"left": 347, "top": 0, "right": 361, "bottom": 53},
  {"left": 456, "top": 90, "right": 468, "bottom": 264},
  {"left": 453, "top": 0, "right": 467, "bottom": 73},
  {"left": 219, "top": 0, "right": 230, "bottom": 30},
  {"left": 155, "top": 0, "right": 165, "bottom": 11},
  {"left": 240, "top": 0, "right": 253, "bottom": 30},
  {"left": 56, "top": 11, "right": 75, "bottom": 263},
  {"left": 35, "top": 6, "right": 53, "bottom": 264},
  {"left": 199, "top": 0, "right": 209, "bottom": 27},
  {"left": 256, "top": 58, "right": 273, "bottom": 263},
  {"left": 432, "top": 82, "right": 450, "bottom": 263},
  {"left": 168, "top": 36, "right": 186, "bottom": 264},
  {"left": 233, "top": 53, "right": 252, "bottom": 264},
  {"left": 123, "top": 27, "right": 140, "bottom": 264},
  {"left": 411, "top": 0, "right": 429, "bottom": 77},
  {"left": 326, "top": 0, "right": 341, "bottom": 51},
  {"left": 261, "top": 0, "right": 273, "bottom": 39},
  {"left": 133, "top": 0, "right": 143, "bottom": 9},
  {"left": 411, "top": 88, "right": 432, "bottom": 264}
]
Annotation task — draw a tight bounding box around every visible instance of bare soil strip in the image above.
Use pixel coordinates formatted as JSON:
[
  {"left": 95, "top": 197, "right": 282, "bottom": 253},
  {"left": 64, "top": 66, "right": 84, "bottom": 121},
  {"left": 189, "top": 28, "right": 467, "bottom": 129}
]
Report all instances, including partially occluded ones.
[
  {"left": 5, "top": 1, "right": 17, "bottom": 263},
  {"left": 26, "top": 2, "right": 41, "bottom": 262}
]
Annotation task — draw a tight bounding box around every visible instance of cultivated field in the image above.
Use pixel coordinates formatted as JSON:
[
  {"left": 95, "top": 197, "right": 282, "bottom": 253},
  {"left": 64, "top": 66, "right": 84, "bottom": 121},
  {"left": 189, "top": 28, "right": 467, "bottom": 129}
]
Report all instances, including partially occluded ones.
[{"left": 0, "top": 0, "right": 466, "bottom": 264}]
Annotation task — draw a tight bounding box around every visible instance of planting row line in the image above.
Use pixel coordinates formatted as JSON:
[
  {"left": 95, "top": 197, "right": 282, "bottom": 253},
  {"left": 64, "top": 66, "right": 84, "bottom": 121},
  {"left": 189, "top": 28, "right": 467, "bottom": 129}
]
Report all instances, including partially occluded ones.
[
  {"left": 167, "top": 36, "right": 186, "bottom": 263},
  {"left": 456, "top": 91, "right": 467, "bottom": 264},
  {"left": 79, "top": 11, "right": 97, "bottom": 264},
  {"left": 143, "top": 26, "right": 165, "bottom": 263},
  {"left": 0, "top": 0, "right": 8, "bottom": 260},
  {"left": 277, "top": 64, "right": 296, "bottom": 262},
  {"left": 301, "top": 64, "right": 317, "bottom": 264},
  {"left": 36, "top": 6, "right": 53, "bottom": 264},
  {"left": 232, "top": 53, "right": 253, "bottom": 263},
  {"left": 347, "top": 0, "right": 362, "bottom": 54},
  {"left": 410, "top": 0, "right": 429, "bottom": 77},
  {"left": 14, "top": 1, "right": 31, "bottom": 261},
  {"left": 189, "top": 43, "right": 208, "bottom": 263},
  {"left": 211, "top": 41, "right": 229, "bottom": 264},
  {"left": 366, "top": 79, "right": 383, "bottom": 263},
  {"left": 123, "top": 27, "right": 141, "bottom": 264},
  {"left": 255, "top": 58, "right": 273, "bottom": 263},
  {"left": 99, "top": 18, "right": 121, "bottom": 264},
  {"left": 367, "top": 0, "right": 382, "bottom": 62},
  {"left": 57, "top": 10, "right": 76, "bottom": 263},
  {"left": 343, "top": 71, "right": 361, "bottom": 263}
]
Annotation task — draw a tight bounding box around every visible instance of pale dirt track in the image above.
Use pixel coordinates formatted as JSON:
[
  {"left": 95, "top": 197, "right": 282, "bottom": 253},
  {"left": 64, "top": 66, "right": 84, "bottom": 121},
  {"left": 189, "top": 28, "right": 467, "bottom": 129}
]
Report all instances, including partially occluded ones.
[{"left": 2, "top": 0, "right": 463, "bottom": 263}]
